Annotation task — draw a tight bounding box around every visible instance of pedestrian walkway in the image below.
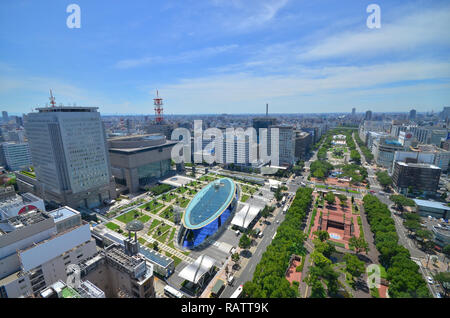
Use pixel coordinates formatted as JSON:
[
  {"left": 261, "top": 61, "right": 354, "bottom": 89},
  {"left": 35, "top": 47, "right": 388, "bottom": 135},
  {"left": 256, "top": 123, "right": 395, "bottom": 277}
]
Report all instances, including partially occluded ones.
[{"left": 142, "top": 233, "right": 195, "bottom": 263}]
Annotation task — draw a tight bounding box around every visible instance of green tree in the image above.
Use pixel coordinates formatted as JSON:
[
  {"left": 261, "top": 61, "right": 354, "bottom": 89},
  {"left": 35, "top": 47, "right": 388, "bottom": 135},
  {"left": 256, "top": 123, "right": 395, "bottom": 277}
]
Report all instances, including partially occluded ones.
[
  {"left": 349, "top": 236, "right": 369, "bottom": 255},
  {"left": 325, "top": 192, "right": 335, "bottom": 205},
  {"left": 376, "top": 171, "right": 392, "bottom": 190},
  {"left": 434, "top": 272, "right": 450, "bottom": 297},
  {"left": 344, "top": 254, "right": 365, "bottom": 280},
  {"left": 239, "top": 234, "right": 252, "bottom": 249},
  {"left": 314, "top": 230, "right": 330, "bottom": 242}
]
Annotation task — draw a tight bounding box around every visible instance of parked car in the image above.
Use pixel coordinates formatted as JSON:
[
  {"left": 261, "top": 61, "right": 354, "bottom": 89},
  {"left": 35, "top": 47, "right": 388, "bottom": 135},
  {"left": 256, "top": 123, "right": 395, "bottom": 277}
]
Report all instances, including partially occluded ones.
[
  {"left": 427, "top": 276, "right": 434, "bottom": 284},
  {"left": 436, "top": 292, "right": 442, "bottom": 298}
]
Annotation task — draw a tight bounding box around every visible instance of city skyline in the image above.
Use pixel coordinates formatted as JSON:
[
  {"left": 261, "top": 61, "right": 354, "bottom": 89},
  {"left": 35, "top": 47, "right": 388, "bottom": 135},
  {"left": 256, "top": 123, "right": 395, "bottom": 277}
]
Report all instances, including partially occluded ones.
[{"left": 1, "top": 0, "right": 449, "bottom": 115}]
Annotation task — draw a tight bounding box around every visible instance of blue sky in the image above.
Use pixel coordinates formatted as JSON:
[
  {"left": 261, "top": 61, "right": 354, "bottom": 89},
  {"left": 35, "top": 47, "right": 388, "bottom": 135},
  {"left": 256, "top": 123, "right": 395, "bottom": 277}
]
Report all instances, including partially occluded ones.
[{"left": 0, "top": 0, "right": 449, "bottom": 115}]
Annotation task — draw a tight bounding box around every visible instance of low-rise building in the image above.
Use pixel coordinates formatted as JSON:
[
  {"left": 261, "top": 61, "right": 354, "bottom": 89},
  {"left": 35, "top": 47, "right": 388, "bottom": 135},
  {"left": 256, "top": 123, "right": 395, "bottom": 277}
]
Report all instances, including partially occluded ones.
[
  {"left": 413, "top": 199, "right": 450, "bottom": 219},
  {"left": 108, "top": 134, "right": 177, "bottom": 193},
  {"left": 0, "top": 207, "right": 97, "bottom": 298}
]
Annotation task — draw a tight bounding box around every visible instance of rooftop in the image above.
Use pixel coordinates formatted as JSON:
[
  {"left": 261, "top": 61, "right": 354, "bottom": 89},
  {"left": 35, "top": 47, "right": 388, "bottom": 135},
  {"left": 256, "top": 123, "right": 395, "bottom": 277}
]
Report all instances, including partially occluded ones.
[
  {"left": 48, "top": 206, "right": 80, "bottom": 223},
  {"left": 183, "top": 178, "right": 235, "bottom": 230},
  {"left": 414, "top": 199, "right": 450, "bottom": 211},
  {"left": 397, "top": 161, "right": 441, "bottom": 169}
]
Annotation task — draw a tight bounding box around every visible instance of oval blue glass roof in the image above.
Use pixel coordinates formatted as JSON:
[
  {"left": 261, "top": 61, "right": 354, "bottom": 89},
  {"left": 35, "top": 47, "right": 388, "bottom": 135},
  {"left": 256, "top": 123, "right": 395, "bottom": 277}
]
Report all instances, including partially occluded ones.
[{"left": 183, "top": 178, "right": 236, "bottom": 229}]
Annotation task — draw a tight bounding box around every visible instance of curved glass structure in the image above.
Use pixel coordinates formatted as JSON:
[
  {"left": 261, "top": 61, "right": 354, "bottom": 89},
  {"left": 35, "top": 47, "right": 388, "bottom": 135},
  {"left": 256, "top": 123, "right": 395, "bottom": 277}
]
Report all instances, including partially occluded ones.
[{"left": 182, "top": 178, "right": 237, "bottom": 249}]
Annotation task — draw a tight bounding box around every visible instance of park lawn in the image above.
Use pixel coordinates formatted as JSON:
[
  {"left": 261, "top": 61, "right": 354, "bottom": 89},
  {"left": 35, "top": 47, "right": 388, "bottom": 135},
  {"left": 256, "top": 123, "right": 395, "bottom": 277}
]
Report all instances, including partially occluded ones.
[
  {"left": 177, "top": 198, "right": 190, "bottom": 208},
  {"left": 348, "top": 190, "right": 360, "bottom": 194},
  {"left": 241, "top": 194, "right": 250, "bottom": 203},
  {"left": 138, "top": 215, "right": 151, "bottom": 223},
  {"left": 154, "top": 223, "right": 172, "bottom": 237},
  {"left": 156, "top": 230, "right": 170, "bottom": 243},
  {"left": 160, "top": 207, "right": 174, "bottom": 220},
  {"left": 161, "top": 192, "right": 177, "bottom": 202},
  {"left": 316, "top": 185, "right": 327, "bottom": 189},
  {"left": 116, "top": 210, "right": 142, "bottom": 224},
  {"left": 176, "top": 187, "right": 188, "bottom": 194},
  {"left": 140, "top": 200, "right": 163, "bottom": 211},
  {"left": 148, "top": 219, "right": 161, "bottom": 234},
  {"left": 138, "top": 237, "right": 147, "bottom": 245},
  {"left": 169, "top": 228, "right": 176, "bottom": 241},
  {"left": 106, "top": 222, "right": 120, "bottom": 231}
]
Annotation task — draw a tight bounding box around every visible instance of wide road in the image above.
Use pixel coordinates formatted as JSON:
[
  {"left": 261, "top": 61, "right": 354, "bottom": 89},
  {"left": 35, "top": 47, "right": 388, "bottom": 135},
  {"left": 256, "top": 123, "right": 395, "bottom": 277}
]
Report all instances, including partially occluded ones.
[{"left": 220, "top": 203, "right": 289, "bottom": 298}]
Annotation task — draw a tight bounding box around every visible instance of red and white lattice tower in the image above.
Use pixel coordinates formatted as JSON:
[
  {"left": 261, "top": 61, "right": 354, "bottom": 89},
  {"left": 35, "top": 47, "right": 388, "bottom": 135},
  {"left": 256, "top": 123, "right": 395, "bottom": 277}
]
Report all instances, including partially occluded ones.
[
  {"left": 49, "top": 89, "right": 56, "bottom": 107},
  {"left": 153, "top": 90, "right": 164, "bottom": 124}
]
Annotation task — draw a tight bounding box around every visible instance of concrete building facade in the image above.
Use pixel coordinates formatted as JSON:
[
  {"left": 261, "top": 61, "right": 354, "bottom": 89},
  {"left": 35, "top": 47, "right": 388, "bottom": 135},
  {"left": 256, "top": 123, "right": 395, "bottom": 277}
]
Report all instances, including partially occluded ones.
[
  {"left": 108, "top": 134, "right": 177, "bottom": 193},
  {"left": 23, "top": 106, "right": 116, "bottom": 209}
]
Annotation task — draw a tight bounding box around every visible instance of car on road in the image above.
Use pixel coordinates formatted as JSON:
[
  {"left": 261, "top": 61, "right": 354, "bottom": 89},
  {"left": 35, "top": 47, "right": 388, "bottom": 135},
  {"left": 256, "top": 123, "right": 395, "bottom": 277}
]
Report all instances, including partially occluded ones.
[
  {"left": 276, "top": 220, "right": 280, "bottom": 224},
  {"left": 436, "top": 292, "right": 442, "bottom": 298},
  {"left": 93, "top": 208, "right": 100, "bottom": 213},
  {"left": 427, "top": 276, "right": 434, "bottom": 284},
  {"left": 235, "top": 230, "right": 240, "bottom": 236}
]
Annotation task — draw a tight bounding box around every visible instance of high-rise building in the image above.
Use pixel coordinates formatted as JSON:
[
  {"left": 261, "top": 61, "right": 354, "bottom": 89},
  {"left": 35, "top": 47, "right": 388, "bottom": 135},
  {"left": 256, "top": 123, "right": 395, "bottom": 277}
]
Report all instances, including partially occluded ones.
[
  {"left": 364, "top": 110, "right": 372, "bottom": 121},
  {"left": 252, "top": 117, "right": 277, "bottom": 144},
  {"left": 294, "top": 131, "right": 312, "bottom": 161},
  {"left": 2, "top": 111, "right": 9, "bottom": 122},
  {"left": 270, "top": 125, "right": 295, "bottom": 166},
  {"left": 409, "top": 109, "right": 417, "bottom": 121},
  {"left": 1, "top": 142, "right": 32, "bottom": 171},
  {"left": 23, "top": 106, "right": 116, "bottom": 209},
  {"left": 392, "top": 161, "right": 441, "bottom": 197},
  {"left": 442, "top": 107, "right": 450, "bottom": 120},
  {"left": 352, "top": 108, "right": 356, "bottom": 117}
]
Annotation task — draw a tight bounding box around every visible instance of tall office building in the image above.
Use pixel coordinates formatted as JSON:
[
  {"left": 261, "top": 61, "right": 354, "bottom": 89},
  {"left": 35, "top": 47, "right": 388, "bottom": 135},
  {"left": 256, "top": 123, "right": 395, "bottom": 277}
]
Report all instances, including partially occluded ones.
[
  {"left": 364, "top": 110, "right": 372, "bottom": 121},
  {"left": 2, "top": 111, "right": 8, "bottom": 123},
  {"left": 1, "top": 142, "right": 32, "bottom": 171},
  {"left": 352, "top": 108, "right": 356, "bottom": 117},
  {"left": 24, "top": 106, "right": 116, "bottom": 209},
  {"left": 409, "top": 109, "right": 417, "bottom": 121}
]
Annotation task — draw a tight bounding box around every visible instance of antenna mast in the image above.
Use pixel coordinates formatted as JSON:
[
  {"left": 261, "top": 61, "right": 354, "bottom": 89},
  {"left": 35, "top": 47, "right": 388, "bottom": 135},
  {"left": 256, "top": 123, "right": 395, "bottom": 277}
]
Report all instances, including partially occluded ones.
[
  {"left": 49, "top": 89, "right": 56, "bottom": 107},
  {"left": 153, "top": 90, "right": 164, "bottom": 124}
]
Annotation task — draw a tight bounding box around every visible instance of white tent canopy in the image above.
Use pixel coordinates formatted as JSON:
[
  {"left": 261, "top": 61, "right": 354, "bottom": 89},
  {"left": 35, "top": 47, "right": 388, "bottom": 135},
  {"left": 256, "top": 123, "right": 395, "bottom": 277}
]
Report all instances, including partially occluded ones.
[
  {"left": 231, "top": 205, "right": 261, "bottom": 229},
  {"left": 178, "top": 254, "right": 216, "bottom": 284}
]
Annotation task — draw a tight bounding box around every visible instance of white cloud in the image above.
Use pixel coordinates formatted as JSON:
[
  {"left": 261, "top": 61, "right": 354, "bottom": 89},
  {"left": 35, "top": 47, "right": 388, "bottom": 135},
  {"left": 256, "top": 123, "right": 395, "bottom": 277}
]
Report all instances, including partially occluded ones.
[
  {"left": 115, "top": 44, "right": 238, "bottom": 69},
  {"left": 151, "top": 60, "right": 450, "bottom": 112},
  {"left": 297, "top": 5, "right": 450, "bottom": 61}
]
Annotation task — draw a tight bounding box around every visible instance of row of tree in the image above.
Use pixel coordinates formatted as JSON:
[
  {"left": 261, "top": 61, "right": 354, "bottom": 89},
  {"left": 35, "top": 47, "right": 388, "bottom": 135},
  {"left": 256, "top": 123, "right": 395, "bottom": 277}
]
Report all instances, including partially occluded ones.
[
  {"left": 242, "top": 187, "right": 314, "bottom": 297},
  {"left": 354, "top": 133, "right": 374, "bottom": 163},
  {"left": 363, "top": 195, "right": 431, "bottom": 297}
]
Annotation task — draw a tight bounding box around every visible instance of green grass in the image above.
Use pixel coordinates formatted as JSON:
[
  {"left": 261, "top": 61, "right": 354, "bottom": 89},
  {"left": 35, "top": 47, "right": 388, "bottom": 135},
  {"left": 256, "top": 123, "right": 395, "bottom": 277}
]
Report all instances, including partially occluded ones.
[
  {"left": 308, "top": 208, "right": 318, "bottom": 236},
  {"left": 116, "top": 210, "right": 142, "bottom": 224},
  {"left": 20, "top": 170, "right": 36, "bottom": 179},
  {"left": 138, "top": 237, "right": 147, "bottom": 245},
  {"left": 241, "top": 194, "right": 250, "bottom": 202},
  {"left": 327, "top": 240, "right": 346, "bottom": 248},
  {"left": 166, "top": 253, "right": 183, "bottom": 267},
  {"left": 176, "top": 187, "right": 188, "bottom": 194},
  {"left": 169, "top": 228, "right": 176, "bottom": 241},
  {"left": 106, "top": 222, "right": 120, "bottom": 231},
  {"left": 156, "top": 230, "right": 170, "bottom": 243},
  {"left": 176, "top": 198, "right": 190, "bottom": 208},
  {"left": 161, "top": 192, "right": 177, "bottom": 202},
  {"left": 148, "top": 219, "right": 161, "bottom": 234},
  {"left": 140, "top": 200, "right": 163, "bottom": 211},
  {"left": 138, "top": 215, "right": 151, "bottom": 223}
]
